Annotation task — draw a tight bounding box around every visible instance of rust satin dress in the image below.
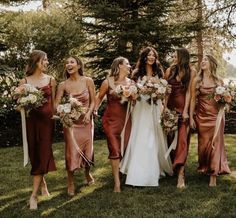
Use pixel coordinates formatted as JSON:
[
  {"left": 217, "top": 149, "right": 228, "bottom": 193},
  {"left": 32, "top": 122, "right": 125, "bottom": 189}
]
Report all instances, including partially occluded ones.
[
  {"left": 195, "top": 85, "right": 230, "bottom": 175},
  {"left": 167, "top": 77, "right": 190, "bottom": 172},
  {"left": 102, "top": 86, "right": 131, "bottom": 159},
  {"left": 63, "top": 89, "right": 94, "bottom": 171},
  {"left": 26, "top": 79, "right": 56, "bottom": 175}
]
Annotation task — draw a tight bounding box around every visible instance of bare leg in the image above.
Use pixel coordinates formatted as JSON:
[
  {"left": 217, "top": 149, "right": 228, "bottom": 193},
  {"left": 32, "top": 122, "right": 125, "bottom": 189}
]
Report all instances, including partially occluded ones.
[
  {"left": 29, "top": 175, "right": 43, "bottom": 210},
  {"left": 41, "top": 176, "right": 50, "bottom": 196},
  {"left": 85, "top": 166, "right": 94, "bottom": 185},
  {"left": 209, "top": 175, "right": 217, "bottom": 187},
  {"left": 67, "top": 170, "right": 75, "bottom": 196},
  {"left": 110, "top": 159, "right": 121, "bottom": 193},
  {"left": 177, "top": 166, "right": 185, "bottom": 188}
]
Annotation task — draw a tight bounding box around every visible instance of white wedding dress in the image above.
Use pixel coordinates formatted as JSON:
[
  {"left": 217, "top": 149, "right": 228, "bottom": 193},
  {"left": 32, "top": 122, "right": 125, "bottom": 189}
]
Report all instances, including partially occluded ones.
[{"left": 120, "top": 95, "right": 173, "bottom": 186}]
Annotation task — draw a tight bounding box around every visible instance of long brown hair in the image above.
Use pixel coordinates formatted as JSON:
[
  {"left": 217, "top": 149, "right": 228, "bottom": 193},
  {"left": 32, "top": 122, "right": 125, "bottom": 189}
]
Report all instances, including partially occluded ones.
[
  {"left": 132, "top": 47, "right": 163, "bottom": 82},
  {"left": 198, "top": 54, "right": 221, "bottom": 85},
  {"left": 65, "top": 56, "right": 84, "bottom": 79},
  {"left": 169, "top": 47, "right": 191, "bottom": 88},
  {"left": 25, "top": 50, "right": 47, "bottom": 76},
  {"left": 109, "top": 56, "right": 127, "bottom": 81}
]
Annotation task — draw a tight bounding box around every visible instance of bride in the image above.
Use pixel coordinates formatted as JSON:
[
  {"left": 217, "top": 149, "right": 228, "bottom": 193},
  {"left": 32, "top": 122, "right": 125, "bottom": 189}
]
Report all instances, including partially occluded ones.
[{"left": 120, "top": 47, "right": 173, "bottom": 186}]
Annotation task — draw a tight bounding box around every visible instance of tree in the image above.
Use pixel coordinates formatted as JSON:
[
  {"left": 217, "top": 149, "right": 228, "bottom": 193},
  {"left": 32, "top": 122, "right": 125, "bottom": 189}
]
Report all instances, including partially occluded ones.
[{"left": 69, "top": 0, "right": 195, "bottom": 83}]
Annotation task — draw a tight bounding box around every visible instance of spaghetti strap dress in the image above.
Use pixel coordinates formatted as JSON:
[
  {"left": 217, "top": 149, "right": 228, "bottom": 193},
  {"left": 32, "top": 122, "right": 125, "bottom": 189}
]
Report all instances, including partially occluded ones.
[{"left": 26, "top": 78, "right": 56, "bottom": 175}]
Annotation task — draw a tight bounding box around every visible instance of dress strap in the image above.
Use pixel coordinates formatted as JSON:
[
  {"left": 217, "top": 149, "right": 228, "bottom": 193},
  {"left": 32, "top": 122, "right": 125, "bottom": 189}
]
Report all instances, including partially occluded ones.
[
  {"left": 24, "top": 78, "right": 27, "bottom": 84},
  {"left": 49, "top": 77, "right": 52, "bottom": 86}
]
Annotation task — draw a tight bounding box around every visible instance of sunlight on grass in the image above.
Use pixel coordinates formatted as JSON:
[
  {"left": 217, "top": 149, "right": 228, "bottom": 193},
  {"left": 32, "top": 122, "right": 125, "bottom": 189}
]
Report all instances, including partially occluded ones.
[{"left": 0, "top": 135, "right": 236, "bottom": 217}]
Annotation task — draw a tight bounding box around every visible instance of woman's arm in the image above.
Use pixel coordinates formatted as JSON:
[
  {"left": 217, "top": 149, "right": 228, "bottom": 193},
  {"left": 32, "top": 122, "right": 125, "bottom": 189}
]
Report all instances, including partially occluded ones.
[
  {"left": 94, "top": 79, "right": 109, "bottom": 113},
  {"left": 182, "top": 67, "right": 197, "bottom": 119},
  {"left": 189, "top": 77, "right": 198, "bottom": 129},
  {"left": 54, "top": 82, "right": 65, "bottom": 112},
  {"left": 164, "top": 68, "right": 171, "bottom": 109}
]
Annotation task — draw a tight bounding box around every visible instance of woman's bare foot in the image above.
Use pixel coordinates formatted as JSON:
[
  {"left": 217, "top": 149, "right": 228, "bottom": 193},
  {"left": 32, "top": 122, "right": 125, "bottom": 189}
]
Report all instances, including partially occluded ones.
[
  {"left": 85, "top": 169, "right": 95, "bottom": 185},
  {"left": 67, "top": 182, "right": 75, "bottom": 196},
  {"left": 41, "top": 178, "right": 50, "bottom": 196},
  {"left": 209, "top": 175, "right": 216, "bottom": 187},
  {"left": 29, "top": 195, "right": 38, "bottom": 210},
  {"left": 113, "top": 184, "right": 121, "bottom": 193},
  {"left": 177, "top": 167, "right": 185, "bottom": 189}
]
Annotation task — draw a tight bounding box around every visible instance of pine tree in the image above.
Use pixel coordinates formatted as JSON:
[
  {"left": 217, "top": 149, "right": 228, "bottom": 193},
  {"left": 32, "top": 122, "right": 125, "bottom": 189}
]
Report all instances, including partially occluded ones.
[{"left": 71, "top": 0, "right": 195, "bottom": 79}]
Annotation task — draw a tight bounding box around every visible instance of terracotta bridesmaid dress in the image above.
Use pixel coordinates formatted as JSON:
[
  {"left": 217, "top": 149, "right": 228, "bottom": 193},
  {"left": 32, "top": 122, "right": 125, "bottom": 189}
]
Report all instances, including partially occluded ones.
[
  {"left": 63, "top": 89, "right": 94, "bottom": 171},
  {"left": 102, "top": 80, "right": 131, "bottom": 159},
  {"left": 167, "top": 76, "right": 190, "bottom": 172},
  {"left": 26, "top": 78, "right": 56, "bottom": 175},
  {"left": 195, "top": 84, "right": 230, "bottom": 175}
]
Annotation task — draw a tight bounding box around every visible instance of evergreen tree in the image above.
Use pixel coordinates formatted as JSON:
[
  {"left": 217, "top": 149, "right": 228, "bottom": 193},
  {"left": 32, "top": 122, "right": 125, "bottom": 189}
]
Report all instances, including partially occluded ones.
[{"left": 71, "top": 0, "right": 195, "bottom": 81}]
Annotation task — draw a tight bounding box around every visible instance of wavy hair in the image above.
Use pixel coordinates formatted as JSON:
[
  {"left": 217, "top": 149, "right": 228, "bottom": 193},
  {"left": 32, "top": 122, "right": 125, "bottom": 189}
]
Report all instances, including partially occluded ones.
[
  {"left": 109, "top": 56, "right": 127, "bottom": 81},
  {"left": 25, "top": 50, "right": 47, "bottom": 76},
  {"left": 198, "top": 54, "right": 221, "bottom": 85},
  {"left": 132, "top": 47, "right": 163, "bottom": 82},
  {"left": 169, "top": 47, "right": 191, "bottom": 88}
]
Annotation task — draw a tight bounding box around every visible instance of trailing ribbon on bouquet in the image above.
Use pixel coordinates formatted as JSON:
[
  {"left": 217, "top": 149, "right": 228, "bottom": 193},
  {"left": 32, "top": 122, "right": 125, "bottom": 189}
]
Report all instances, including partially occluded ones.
[
  {"left": 120, "top": 102, "right": 132, "bottom": 157},
  {"left": 164, "top": 130, "right": 178, "bottom": 159},
  {"left": 211, "top": 106, "right": 225, "bottom": 149},
  {"left": 20, "top": 108, "right": 29, "bottom": 167},
  {"left": 68, "top": 127, "right": 93, "bottom": 166}
]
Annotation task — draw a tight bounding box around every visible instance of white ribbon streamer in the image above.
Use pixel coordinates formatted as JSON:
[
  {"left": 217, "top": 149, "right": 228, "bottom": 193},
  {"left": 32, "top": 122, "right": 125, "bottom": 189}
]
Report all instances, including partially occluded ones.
[
  {"left": 20, "top": 108, "right": 29, "bottom": 167},
  {"left": 68, "top": 127, "right": 93, "bottom": 166},
  {"left": 211, "top": 106, "right": 225, "bottom": 149},
  {"left": 164, "top": 130, "right": 178, "bottom": 159},
  {"left": 120, "top": 102, "right": 132, "bottom": 157}
]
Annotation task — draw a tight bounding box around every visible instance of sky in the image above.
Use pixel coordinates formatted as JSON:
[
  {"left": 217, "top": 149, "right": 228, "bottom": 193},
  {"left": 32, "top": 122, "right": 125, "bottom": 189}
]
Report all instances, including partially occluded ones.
[{"left": 0, "top": 0, "right": 236, "bottom": 67}]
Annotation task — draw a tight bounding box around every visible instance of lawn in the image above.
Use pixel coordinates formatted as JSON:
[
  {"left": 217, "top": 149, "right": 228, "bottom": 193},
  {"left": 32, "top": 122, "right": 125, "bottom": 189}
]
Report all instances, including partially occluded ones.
[{"left": 0, "top": 134, "right": 236, "bottom": 218}]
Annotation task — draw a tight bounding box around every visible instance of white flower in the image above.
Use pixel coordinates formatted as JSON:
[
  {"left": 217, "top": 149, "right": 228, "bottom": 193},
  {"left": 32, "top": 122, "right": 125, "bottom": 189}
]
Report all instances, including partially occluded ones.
[
  {"left": 151, "top": 93, "right": 157, "bottom": 98},
  {"left": 63, "top": 103, "right": 71, "bottom": 113},
  {"left": 160, "top": 78, "right": 168, "bottom": 86},
  {"left": 115, "top": 85, "right": 122, "bottom": 94},
  {"left": 28, "top": 94, "right": 37, "bottom": 103},
  {"left": 146, "top": 82, "right": 154, "bottom": 87},
  {"left": 215, "top": 86, "right": 226, "bottom": 95},
  {"left": 136, "top": 83, "right": 143, "bottom": 89},
  {"left": 19, "top": 97, "right": 27, "bottom": 104},
  {"left": 158, "top": 86, "right": 166, "bottom": 94},
  {"left": 153, "top": 83, "right": 160, "bottom": 89},
  {"left": 129, "top": 85, "right": 138, "bottom": 94},
  {"left": 24, "top": 84, "right": 38, "bottom": 92}
]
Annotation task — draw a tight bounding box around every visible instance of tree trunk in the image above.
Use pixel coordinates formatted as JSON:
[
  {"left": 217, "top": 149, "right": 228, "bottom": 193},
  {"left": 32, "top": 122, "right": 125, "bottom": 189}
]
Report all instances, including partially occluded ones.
[{"left": 196, "top": 0, "right": 203, "bottom": 68}]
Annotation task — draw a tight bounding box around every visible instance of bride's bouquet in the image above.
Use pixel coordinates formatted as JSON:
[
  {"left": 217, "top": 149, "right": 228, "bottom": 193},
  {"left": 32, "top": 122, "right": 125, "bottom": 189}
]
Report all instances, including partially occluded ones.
[
  {"left": 210, "top": 82, "right": 236, "bottom": 111},
  {"left": 136, "top": 76, "right": 171, "bottom": 104},
  {"left": 115, "top": 83, "right": 138, "bottom": 104},
  {"left": 13, "top": 84, "right": 47, "bottom": 116},
  {"left": 161, "top": 108, "right": 179, "bottom": 134},
  {"left": 56, "top": 95, "right": 87, "bottom": 128}
]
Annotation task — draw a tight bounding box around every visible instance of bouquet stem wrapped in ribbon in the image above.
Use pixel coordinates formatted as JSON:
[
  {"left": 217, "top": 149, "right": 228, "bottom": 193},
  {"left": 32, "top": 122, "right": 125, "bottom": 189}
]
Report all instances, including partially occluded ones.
[{"left": 12, "top": 84, "right": 47, "bottom": 166}]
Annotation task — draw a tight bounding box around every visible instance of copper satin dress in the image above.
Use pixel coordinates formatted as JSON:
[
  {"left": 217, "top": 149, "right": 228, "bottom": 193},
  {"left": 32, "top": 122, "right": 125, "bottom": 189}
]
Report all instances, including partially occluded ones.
[
  {"left": 195, "top": 85, "right": 230, "bottom": 175},
  {"left": 63, "top": 89, "right": 94, "bottom": 171},
  {"left": 167, "top": 77, "right": 190, "bottom": 172},
  {"left": 102, "top": 84, "right": 131, "bottom": 159},
  {"left": 26, "top": 79, "right": 56, "bottom": 175}
]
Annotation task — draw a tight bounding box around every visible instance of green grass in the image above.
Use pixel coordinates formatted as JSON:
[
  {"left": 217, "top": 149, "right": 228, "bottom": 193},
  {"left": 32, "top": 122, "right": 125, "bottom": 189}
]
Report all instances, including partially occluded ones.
[{"left": 0, "top": 135, "right": 236, "bottom": 218}]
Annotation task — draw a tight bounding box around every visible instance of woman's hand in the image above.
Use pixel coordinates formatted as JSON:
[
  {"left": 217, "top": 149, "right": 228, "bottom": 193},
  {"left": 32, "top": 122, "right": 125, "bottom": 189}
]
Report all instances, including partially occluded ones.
[
  {"left": 83, "top": 112, "right": 91, "bottom": 124},
  {"left": 189, "top": 117, "right": 196, "bottom": 129},
  {"left": 182, "top": 110, "right": 189, "bottom": 121}
]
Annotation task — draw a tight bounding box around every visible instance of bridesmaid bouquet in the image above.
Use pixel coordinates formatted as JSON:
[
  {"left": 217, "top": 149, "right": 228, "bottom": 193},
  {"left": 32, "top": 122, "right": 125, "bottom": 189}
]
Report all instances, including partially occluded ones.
[
  {"left": 161, "top": 108, "right": 179, "bottom": 134},
  {"left": 211, "top": 82, "right": 236, "bottom": 111},
  {"left": 56, "top": 96, "right": 87, "bottom": 128},
  {"left": 136, "top": 76, "right": 171, "bottom": 104},
  {"left": 115, "top": 83, "right": 138, "bottom": 104},
  {"left": 13, "top": 84, "right": 47, "bottom": 116}
]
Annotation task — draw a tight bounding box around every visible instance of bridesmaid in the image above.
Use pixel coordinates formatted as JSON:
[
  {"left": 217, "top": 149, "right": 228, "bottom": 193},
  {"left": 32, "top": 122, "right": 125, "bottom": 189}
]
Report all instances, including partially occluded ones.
[
  {"left": 95, "top": 56, "right": 132, "bottom": 192},
  {"left": 55, "top": 56, "right": 95, "bottom": 196},
  {"left": 189, "top": 55, "right": 230, "bottom": 186},
  {"left": 165, "top": 47, "right": 196, "bottom": 188},
  {"left": 18, "top": 50, "right": 56, "bottom": 210}
]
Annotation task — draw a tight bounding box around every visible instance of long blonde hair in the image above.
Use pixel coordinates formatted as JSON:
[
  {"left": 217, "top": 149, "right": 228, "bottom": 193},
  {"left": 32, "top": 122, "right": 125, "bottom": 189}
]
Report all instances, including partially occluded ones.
[
  {"left": 198, "top": 54, "right": 221, "bottom": 85},
  {"left": 109, "top": 57, "right": 126, "bottom": 81}
]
